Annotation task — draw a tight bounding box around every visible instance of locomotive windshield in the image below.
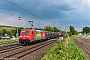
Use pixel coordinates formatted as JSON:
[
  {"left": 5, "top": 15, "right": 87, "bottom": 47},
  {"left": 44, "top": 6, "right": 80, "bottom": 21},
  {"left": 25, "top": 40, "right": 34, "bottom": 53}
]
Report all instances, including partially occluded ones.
[{"left": 21, "top": 31, "right": 29, "bottom": 34}]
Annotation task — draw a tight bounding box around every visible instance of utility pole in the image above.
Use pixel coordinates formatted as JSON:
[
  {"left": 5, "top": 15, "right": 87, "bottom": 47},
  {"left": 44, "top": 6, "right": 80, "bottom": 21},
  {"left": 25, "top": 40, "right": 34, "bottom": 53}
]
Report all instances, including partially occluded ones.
[
  {"left": 38, "top": 21, "right": 40, "bottom": 29},
  {"left": 64, "top": 20, "right": 66, "bottom": 33},
  {"left": 28, "top": 21, "right": 33, "bottom": 28},
  {"left": 16, "top": 17, "right": 21, "bottom": 37},
  {"left": 60, "top": 23, "right": 62, "bottom": 32},
  {"left": 16, "top": 27, "right": 18, "bottom": 36},
  {"left": 53, "top": 22, "right": 55, "bottom": 32}
]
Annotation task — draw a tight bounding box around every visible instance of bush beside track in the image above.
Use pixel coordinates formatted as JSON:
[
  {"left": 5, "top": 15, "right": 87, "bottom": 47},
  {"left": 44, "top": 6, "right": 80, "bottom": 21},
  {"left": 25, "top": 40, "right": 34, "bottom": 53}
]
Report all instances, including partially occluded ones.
[{"left": 41, "top": 35, "right": 88, "bottom": 60}]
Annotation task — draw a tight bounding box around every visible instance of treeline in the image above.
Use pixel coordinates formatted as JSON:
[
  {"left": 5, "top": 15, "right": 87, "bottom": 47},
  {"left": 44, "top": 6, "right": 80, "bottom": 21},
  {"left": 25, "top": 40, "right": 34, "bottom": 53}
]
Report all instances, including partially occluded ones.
[
  {"left": 81, "top": 26, "right": 90, "bottom": 34},
  {"left": 0, "top": 27, "right": 23, "bottom": 36},
  {"left": 44, "top": 26, "right": 59, "bottom": 32},
  {"left": 1, "top": 25, "right": 87, "bottom": 37},
  {"left": 35, "top": 26, "right": 59, "bottom": 32},
  {"left": 68, "top": 26, "right": 90, "bottom": 36},
  {"left": 0, "top": 25, "right": 16, "bottom": 28},
  {"left": 0, "top": 26, "right": 59, "bottom": 36},
  {"left": 0, "top": 25, "right": 80, "bottom": 37},
  {"left": 44, "top": 26, "right": 90, "bottom": 36}
]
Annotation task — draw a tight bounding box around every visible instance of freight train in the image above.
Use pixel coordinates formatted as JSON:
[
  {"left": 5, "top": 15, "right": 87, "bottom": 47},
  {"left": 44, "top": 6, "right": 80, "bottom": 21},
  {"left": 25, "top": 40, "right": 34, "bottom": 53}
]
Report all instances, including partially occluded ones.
[{"left": 19, "top": 28, "right": 61, "bottom": 45}]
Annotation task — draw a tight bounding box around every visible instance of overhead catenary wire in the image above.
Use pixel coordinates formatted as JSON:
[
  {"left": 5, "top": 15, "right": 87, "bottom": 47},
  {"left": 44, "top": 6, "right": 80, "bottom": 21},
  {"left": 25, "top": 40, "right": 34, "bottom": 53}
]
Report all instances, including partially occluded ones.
[
  {"left": 0, "top": 11, "right": 56, "bottom": 28},
  {"left": 0, "top": 10, "right": 19, "bottom": 18},
  {"left": 32, "top": 0, "right": 53, "bottom": 24},
  {"left": 35, "top": 0, "right": 59, "bottom": 29},
  {"left": 35, "top": 0, "right": 47, "bottom": 13},
  {"left": 6, "top": 0, "right": 56, "bottom": 28},
  {"left": 0, "top": 1, "right": 51, "bottom": 29},
  {"left": 34, "top": 0, "right": 56, "bottom": 27},
  {"left": 6, "top": 0, "right": 44, "bottom": 20},
  {"left": 0, "top": 11, "right": 51, "bottom": 28},
  {"left": 35, "top": 0, "right": 47, "bottom": 16},
  {"left": 27, "top": 0, "right": 47, "bottom": 17},
  {"left": 28, "top": 0, "right": 36, "bottom": 7},
  {"left": 27, "top": 0, "right": 52, "bottom": 26},
  {"left": 35, "top": 0, "right": 44, "bottom": 9}
]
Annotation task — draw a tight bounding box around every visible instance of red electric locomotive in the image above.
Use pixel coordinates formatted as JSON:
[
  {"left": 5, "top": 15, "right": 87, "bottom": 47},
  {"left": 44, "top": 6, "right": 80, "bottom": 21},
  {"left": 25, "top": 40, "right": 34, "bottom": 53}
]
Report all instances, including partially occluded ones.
[{"left": 19, "top": 28, "right": 47, "bottom": 45}]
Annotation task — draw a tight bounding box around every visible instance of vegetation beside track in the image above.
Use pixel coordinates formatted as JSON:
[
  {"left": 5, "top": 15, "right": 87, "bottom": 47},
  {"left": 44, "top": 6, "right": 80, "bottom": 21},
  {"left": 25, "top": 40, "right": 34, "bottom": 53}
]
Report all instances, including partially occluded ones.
[
  {"left": 41, "top": 35, "right": 88, "bottom": 60},
  {"left": 0, "top": 39, "right": 18, "bottom": 47},
  {"left": 0, "top": 39, "right": 18, "bottom": 43}
]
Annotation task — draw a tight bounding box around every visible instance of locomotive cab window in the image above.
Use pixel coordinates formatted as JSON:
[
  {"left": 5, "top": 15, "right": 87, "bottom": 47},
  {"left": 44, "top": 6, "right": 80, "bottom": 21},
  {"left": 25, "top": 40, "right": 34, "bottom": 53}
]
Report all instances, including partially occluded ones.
[{"left": 21, "top": 31, "right": 29, "bottom": 34}]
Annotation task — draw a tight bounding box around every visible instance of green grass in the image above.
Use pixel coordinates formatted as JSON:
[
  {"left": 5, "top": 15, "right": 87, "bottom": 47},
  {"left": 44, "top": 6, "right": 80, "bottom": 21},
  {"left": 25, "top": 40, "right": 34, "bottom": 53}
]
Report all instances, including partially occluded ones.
[
  {"left": 71, "top": 35, "right": 83, "bottom": 38},
  {"left": 41, "top": 35, "right": 88, "bottom": 60},
  {"left": 0, "top": 39, "right": 18, "bottom": 43},
  {"left": 0, "top": 39, "right": 18, "bottom": 47},
  {"left": 0, "top": 26, "right": 16, "bottom": 31},
  {"left": 67, "top": 36, "right": 87, "bottom": 60}
]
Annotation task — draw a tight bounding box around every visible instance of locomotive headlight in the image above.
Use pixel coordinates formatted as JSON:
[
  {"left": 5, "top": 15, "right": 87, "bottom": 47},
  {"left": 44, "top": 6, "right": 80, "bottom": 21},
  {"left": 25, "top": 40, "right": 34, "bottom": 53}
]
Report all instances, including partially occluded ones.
[
  {"left": 20, "top": 36, "right": 22, "bottom": 37},
  {"left": 27, "top": 36, "right": 29, "bottom": 38}
]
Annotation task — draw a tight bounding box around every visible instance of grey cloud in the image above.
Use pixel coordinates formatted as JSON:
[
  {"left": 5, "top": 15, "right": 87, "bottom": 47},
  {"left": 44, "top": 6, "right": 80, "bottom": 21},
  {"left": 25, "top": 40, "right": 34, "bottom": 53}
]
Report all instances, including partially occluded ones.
[
  {"left": 0, "top": 0, "right": 90, "bottom": 32},
  {"left": 0, "top": 0, "right": 75, "bottom": 20}
]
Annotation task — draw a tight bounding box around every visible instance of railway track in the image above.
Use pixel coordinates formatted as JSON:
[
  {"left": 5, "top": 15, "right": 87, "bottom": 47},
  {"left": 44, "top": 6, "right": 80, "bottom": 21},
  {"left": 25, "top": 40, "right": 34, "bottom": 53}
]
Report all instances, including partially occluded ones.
[
  {"left": 0, "top": 45, "right": 23, "bottom": 53},
  {"left": 0, "top": 44, "right": 20, "bottom": 51},
  {"left": 0, "top": 39, "right": 58, "bottom": 60},
  {"left": 74, "top": 38, "right": 90, "bottom": 59}
]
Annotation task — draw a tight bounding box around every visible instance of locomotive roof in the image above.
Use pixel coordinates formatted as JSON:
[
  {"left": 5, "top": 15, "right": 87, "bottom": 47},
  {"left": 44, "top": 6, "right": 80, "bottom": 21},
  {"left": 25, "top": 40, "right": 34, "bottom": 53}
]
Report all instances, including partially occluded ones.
[{"left": 21, "top": 28, "right": 34, "bottom": 31}]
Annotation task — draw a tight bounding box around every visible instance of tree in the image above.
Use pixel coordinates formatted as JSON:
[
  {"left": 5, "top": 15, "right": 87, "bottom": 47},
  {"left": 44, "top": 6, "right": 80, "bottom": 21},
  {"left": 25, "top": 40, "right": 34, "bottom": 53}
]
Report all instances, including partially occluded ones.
[
  {"left": 70, "top": 26, "right": 78, "bottom": 35},
  {"left": 2, "top": 29, "right": 6, "bottom": 35},
  {"left": 11, "top": 29, "right": 15, "bottom": 36},
  {"left": 82, "top": 26, "right": 90, "bottom": 34},
  {"left": 0, "top": 30, "right": 3, "bottom": 35},
  {"left": 18, "top": 27, "right": 23, "bottom": 36},
  {"left": 6, "top": 31, "right": 11, "bottom": 35},
  {"left": 68, "top": 32, "right": 72, "bottom": 36},
  {"left": 2, "top": 29, "right": 12, "bottom": 36},
  {"left": 70, "top": 26, "right": 75, "bottom": 35},
  {"left": 44, "top": 26, "right": 53, "bottom": 31},
  {"left": 14, "top": 27, "right": 23, "bottom": 36},
  {"left": 44, "top": 26, "right": 59, "bottom": 32},
  {"left": 53, "top": 27, "right": 59, "bottom": 32}
]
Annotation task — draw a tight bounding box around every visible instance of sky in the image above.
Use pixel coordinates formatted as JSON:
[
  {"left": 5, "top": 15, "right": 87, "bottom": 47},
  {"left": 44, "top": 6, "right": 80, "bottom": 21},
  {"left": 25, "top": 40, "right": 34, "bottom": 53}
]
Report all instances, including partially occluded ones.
[{"left": 0, "top": 0, "right": 90, "bottom": 32}]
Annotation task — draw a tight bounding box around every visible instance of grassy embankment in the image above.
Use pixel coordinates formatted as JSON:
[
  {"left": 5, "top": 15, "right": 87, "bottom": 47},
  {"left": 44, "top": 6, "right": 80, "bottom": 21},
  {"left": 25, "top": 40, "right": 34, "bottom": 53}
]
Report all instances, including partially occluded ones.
[
  {"left": 0, "top": 39, "right": 18, "bottom": 43},
  {"left": 0, "top": 25, "right": 16, "bottom": 31},
  {"left": 0, "top": 39, "right": 18, "bottom": 47},
  {"left": 0, "top": 26, "right": 18, "bottom": 47},
  {"left": 41, "top": 35, "right": 88, "bottom": 60}
]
